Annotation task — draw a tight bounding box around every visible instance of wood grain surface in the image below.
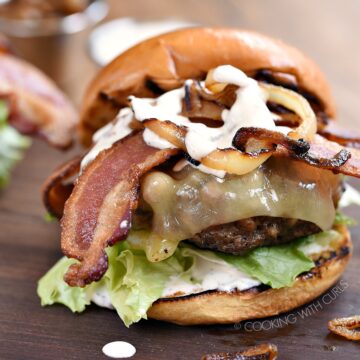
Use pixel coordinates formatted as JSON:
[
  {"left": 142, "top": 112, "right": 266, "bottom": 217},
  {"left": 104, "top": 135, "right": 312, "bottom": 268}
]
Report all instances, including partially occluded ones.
[{"left": 1, "top": 1, "right": 360, "bottom": 359}]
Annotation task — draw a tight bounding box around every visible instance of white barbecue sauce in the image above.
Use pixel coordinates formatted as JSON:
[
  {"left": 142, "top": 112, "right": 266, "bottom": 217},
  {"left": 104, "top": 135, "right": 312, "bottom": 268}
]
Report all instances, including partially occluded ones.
[
  {"left": 162, "top": 253, "right": 261, "bottom": 297},
  {"left": 81, "top": 107, "right": 133, "bottom": 169},
  {"left": 81, "top": 65, "right": 277, "bottom": 176},
  {"left": 91, "top": 238, "right": 332, "bottom": 305}
]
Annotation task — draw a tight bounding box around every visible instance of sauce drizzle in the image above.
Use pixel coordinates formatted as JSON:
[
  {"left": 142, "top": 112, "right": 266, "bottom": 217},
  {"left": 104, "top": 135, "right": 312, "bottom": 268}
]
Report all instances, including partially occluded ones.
[
  {"left": 80, "top": 65, "right": 277, "bottom": 177},
  {"left": 102, "top": 341, "right": 136, "bottom": 359}
]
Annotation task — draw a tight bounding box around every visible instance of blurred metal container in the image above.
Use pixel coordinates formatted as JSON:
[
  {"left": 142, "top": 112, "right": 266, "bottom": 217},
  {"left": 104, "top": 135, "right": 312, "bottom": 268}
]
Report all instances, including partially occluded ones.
[{"left": 0, "top": 0, "right": 108, "bottom": 101}]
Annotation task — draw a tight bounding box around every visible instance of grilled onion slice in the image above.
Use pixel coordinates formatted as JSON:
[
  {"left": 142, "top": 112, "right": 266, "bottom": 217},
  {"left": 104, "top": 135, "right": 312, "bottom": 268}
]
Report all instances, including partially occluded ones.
[
  {"left": 260, "top": 83, "right": 317, "bottom": 141},
  {"left": 202, "top": 343, "right": 278, "bottom": 360},
  {"left": 205, "top": 68, "right": 317, "bottom": 140},
  {"left": 201, "top": 148, "right": 272, "bottom": 174},
  {"left": 143, "top": 69, "right": 319, "bottom": 176},
  {"left": 143, "top": 119, "right": 186, "bottom": 149},
  {"left": 143, "top": 119, "right": 273, "bottom": 175},
  {"left": 328, "top": 316, "right": 360, "bottom": 340}
]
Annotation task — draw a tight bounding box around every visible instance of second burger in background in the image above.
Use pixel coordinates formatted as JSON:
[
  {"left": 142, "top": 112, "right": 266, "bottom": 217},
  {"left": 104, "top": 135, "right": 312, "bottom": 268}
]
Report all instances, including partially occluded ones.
[{"left": 0, "top": 36, "right": 77, "bottom": 187}]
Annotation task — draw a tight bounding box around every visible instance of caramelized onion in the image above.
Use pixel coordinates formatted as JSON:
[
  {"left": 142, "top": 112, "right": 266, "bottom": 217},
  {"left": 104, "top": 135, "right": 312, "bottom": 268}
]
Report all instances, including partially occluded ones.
[
  {"left": 274, "top": 134, "right": 360, "bottom": 177},
  {"left": 205, "top": 68, "right": 228, "bottom": 94},
  {"left": 143, "top": 119, "right": 186, "bottom": 149},
  {"left": 201, "top": 343, "right": 278, "bottom": 360},
  {"left": 205, "top": 68, "right": 317, "bottom": 140},
  {"left": 201, "top": 149, "right": 271, "bottom": 175},
  {"left": 144, "top": 121, "right": 342, "bottom": 177},
  {"left": 233, "top": 127, "right": 310, "bottom": 155},
  {"left": 195, "top": 82, "right": 238, "bottom": 109},
  {"left": 143, "top": 119, "right": 272, "bottom": 175},
  {"left": 143, "top": 91, "right": 355, "bottom": 177},
  {"left": 328, "top": 316, "right": 360, "bottom": 340},
  {"left": 182, "top": 82, "right": 224, "bottom": 120},
  {"left": 260, "top": 83, "right": 317, "bottom": 140},
  {"left": 235, "top": 128, "right": 351, "bottom": 173},
  {"left": 141, "top": 68, "right": 321, "bottom": 176}
]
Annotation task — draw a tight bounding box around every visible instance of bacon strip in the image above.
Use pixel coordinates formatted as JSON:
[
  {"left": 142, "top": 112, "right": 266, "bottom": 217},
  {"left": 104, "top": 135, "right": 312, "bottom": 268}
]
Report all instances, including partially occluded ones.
[
  {"left": 319, "top": 121, "right": 360, "bottom": 148},
  {"left": 232, "top": 127, "right": 359, "bottom": 175},
  {"left": 42, "top": 156, "right": 82, "bottom": 219},
  {"left": 0, "top": 34, "right": 12, "bottom": 55},
  {"left": 62, "top": 132, "right": 178, "bottom": 287},
  {"left": 0, "top": 53, "right": 77, "bottom": 148},
  {"left": 275, "top": 134, "right": 360, "bottom": 177}
]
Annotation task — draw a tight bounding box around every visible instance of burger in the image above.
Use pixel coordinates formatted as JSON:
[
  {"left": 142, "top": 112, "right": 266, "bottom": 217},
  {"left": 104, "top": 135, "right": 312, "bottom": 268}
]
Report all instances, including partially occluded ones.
[
  {"left": 0, "top": 35, "right": 77, "bottom": 187},
  {"left": 38, "top": 28, "right": 360, "bottom": 326}
]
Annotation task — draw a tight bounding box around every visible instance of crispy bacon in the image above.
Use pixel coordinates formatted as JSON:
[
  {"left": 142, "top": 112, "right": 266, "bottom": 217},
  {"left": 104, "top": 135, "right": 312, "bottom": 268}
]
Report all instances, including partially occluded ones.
[
  {"left": 42, "top": 156, "right": 82, "bottom": 219},
  {"left": 61, "top": 132, "right": 178, "bottom": 287},
  {"left": 233, "top": 127, "right": 310, "bottom": 155},
  {"left": 232, "top": 128, "right": 357, "bottom": 175},
  {"left": 319, "top": 121, "right": 360, "bottom": 148},
  {"left": 0, "top": 53, "right": 77, "bottom": 148},
  {"left": 275, "top": 134, "right": 360, "bottom": 177}
]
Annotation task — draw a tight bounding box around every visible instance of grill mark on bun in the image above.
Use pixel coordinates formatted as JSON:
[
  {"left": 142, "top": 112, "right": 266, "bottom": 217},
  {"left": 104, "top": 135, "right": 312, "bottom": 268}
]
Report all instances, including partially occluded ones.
[{"left": 145, "top": 78, "right": 165, "bottom": 95}]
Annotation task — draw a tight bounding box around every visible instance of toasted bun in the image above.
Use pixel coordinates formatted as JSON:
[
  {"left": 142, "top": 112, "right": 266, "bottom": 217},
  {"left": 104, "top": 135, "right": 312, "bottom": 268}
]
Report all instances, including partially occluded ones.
[
  {"left": 0, "top": 52, "right": 77, "bottom": 148},
  {"left": 147, "top": 225, "right": 351, "bottom": 325},
  {"left": 80, "top": 27, "right": 335, "bottom": 146}
]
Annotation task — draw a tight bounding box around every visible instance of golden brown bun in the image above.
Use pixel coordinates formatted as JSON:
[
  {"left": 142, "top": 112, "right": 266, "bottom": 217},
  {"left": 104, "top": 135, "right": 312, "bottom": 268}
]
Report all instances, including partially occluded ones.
[
  {"left": 0, "top": 53, "right": 77, "bottom": 148},
  {"left": 80, "top": 27, "right": 335, "bottom": 146},
  {"left": 147, "top": 225, "right": 351, "bottom": 325}
]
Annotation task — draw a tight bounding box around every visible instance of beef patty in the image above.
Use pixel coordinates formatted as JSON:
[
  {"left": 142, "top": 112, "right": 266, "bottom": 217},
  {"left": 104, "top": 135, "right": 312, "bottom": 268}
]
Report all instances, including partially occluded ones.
[{"left": 187, "top": 216, "right": 321, "bottom": 255}]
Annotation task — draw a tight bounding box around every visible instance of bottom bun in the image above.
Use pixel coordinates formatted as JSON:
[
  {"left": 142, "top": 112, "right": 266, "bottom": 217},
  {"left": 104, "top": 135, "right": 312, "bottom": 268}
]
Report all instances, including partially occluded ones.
[{"left": 148, "top": 225, "right": 352, "bottom": 325}]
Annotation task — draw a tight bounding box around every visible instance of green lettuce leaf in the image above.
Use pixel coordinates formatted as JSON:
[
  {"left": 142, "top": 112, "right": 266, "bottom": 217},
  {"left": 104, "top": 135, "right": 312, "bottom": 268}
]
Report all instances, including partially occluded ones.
[
  {"left": 217, "top": 230, "right": 341, "bottom": 288},
  {"left": 0, "top": 100, "right": 31, "bottom": 188},
  {"left": 43, "top": 212, "right": 57, "bottom": 223},
  {"left": 105, "top": 242, "right": 189, "bottom": 326},
  {"left": 37, "top": 257, "right": 94, "bottom": 312},
  {"left": 334, "top": 211, "right": 357, "bottom": 226},
  {"left": 217, "top": 241, "right": 314, "bottom": 289},
  {"left": 296, "top": 229, "right": 341, "bottom": 254},
  {"left": 37, "top": 230, "right": 339, "bottom": 326},
  {"left": 38, "top": 242, "right": 192, "bottom": 327}
]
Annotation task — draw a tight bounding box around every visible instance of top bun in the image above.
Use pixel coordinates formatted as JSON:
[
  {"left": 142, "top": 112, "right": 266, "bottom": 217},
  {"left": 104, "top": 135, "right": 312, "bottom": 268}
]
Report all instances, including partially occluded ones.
[{"left": 80, "top": 27, "right": 335, "bottom": 146}]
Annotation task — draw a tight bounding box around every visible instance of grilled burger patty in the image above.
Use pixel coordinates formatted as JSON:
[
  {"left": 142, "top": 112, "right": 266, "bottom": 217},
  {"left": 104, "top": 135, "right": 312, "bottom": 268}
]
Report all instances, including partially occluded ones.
[{"left": 187, "top": 216, "right": 321, "bottom": 255}]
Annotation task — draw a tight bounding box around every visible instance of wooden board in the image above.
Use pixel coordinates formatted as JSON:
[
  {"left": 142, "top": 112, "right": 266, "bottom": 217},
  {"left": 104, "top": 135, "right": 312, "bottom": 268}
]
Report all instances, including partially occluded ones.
[{"left": 1, "top": 1, "right": 360, "bottom": 359}]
